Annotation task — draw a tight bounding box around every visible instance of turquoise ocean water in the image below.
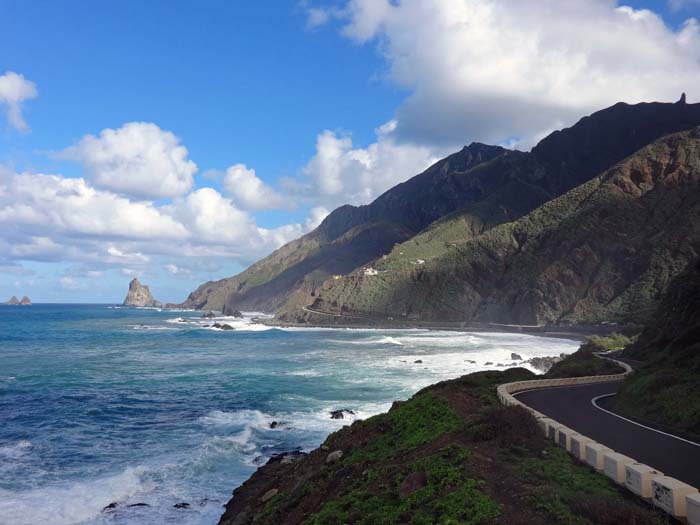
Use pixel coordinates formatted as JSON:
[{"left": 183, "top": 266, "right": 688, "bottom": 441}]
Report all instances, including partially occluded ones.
[{"left": 0, "top": 304, "right": 578, "bottom": 524}]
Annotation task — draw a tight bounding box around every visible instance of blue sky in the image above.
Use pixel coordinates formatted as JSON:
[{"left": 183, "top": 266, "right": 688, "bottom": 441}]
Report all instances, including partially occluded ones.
[{"left": 1, "top": 0, "right": 699, "bottom": 303}]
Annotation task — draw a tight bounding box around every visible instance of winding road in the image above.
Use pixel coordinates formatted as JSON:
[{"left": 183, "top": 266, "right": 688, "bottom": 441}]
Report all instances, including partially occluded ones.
[{"left": 515, "top": 381, "right": 700, "bottom": 488}]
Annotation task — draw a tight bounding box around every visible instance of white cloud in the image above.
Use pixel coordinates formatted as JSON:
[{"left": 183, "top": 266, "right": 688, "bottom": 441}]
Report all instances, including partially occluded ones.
[
  {"left": 0, "top": 71, "right": 37, "bottom": 133},
  {"left": 294, "top": 120, "right": 440, "bottom": 209},
  {"left": 309, "top": 0, "right": 700, "bottom": 148},
  {"left": 223, "top": 163, "right": 287, "bottom": 210},
  {"left": 0, "top": 172, "right": 187, "bottom": 240},
  {"left": 305, "top": 206, "right": 330, "bottom": 230},
  {"left": 0, "top": 168, "right": 304, "bottom": 274},
  {"left": 61, "top": 122, "right": 197, "bottom": 199}
]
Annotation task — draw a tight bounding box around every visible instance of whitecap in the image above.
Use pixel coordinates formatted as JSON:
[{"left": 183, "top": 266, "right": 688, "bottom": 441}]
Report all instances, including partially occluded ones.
[
  {"left": 0, "top": 466, "right": 153, "bottom": 525},
  {"left": 0, "top": 440, "right": 31, "bottom": 459}
]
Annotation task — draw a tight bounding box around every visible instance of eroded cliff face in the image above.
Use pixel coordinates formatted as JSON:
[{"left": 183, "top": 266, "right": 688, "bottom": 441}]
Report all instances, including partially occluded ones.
[
  {"left": 283, "top": 126, "right": 700, "bottom": 327},
  {"left": 122, "top": 278, "right": 162, "bottom": 308}
]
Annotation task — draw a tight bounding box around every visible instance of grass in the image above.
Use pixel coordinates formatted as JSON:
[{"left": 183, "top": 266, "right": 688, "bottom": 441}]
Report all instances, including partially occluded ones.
[
  {"left": 546, "top": 336, "right": 629, "bottom": 378},
  {"left": 614, "top": 365, "right": 700, "bottom": 438},
  {"left": 516, "top": 446, "right": 665, "bottom": 524},
  {"left": 306, "top": 445, "right": 500, "bottom": 525},
  {"left": 345, "top": 392, "right": 463, "bottom": 464}
]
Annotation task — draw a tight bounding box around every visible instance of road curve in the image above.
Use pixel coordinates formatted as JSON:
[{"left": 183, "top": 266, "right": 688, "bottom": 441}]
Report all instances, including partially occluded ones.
[{"left": 515, "top": 381, "right": 700, "bottom": 488}]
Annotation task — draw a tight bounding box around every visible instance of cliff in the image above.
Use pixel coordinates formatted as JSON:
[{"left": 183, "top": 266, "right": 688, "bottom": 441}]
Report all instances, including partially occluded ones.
[{"left": 122, "top": 278, "right": 162, "bottom": 308}]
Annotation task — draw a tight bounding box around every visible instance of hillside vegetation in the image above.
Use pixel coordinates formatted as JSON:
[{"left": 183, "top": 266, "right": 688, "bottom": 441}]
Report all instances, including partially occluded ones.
[
  {"left": 615, "top": 258, "right": 700, "bottom": 438},
  {"left": 218, "top": 369, "right": 667, "bottom": 525}
]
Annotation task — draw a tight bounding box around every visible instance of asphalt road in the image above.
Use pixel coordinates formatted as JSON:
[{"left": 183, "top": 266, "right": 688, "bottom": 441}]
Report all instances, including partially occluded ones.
[{"left": 515, "top": 381, "right": 700, "bottom": 488}]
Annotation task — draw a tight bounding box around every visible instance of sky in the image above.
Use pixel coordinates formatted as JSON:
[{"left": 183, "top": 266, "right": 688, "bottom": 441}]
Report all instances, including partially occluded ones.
[{"left": 1, "top": 0, "right": 699, "bottom": 303}]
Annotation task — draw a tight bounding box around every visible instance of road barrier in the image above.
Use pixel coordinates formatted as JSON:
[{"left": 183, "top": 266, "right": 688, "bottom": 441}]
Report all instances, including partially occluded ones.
[{"left": 497, "top": 354, "right": 699, "bottom": 522}]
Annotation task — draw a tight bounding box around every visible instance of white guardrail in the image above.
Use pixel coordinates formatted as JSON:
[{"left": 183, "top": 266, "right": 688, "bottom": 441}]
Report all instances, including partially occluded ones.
[{"left": 497, "top": 355, "right": 700, "bottom": 523}]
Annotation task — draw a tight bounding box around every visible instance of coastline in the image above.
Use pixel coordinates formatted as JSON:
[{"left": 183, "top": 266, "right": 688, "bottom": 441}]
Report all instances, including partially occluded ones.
[{"left": 263, "top": 316, "right": 629, "bottom": 342}]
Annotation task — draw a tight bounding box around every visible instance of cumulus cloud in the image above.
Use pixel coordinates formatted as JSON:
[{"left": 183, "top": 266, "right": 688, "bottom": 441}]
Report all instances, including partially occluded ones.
[
  {"left": 305, "top": 206, "right": 330, "bottom": 230},
  {"left": 308, "top": 0, "right": 700, "bottom": 148},
  {"left": 0, "top": 168, "right": 304, "bottom": 275},
  {"left": 0, "top": 172, "right": 188, "bottom": 240},
  {"left": 0, "top": 71, "right": 38, "bottom": 133},
  {"left": 223, "top": 163, "right": 287, "bottom": 210},
  {"left": 291, "top": 120, "right": 440, "bottom": 209},
  {"left": 61, "top": 122, "right": 197, "bottom": 199}
]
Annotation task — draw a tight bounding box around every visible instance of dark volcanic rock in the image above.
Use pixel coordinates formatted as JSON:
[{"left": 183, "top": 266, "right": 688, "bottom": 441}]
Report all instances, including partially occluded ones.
[
  {"left": 212, "top": 323, "right": 234, "bottom": 330},
  {"left": 173, "top": 502, "right": 190, "bottom": 509},
  {"left": 102, "top": 502, "right": 118, "bottom": 512},
  {"left": 399, "top": 471, "right": 427, "bottom": 499},
  {"left": 202, "top": 311, "right": 216, "bottom": 318},
  {"left": 267, "top": 450, "right": 307, "bottom": 465},
  {"left": 511, "top": 353, "right": 523, "bottom": 360},
  {"left": 527, "top": 356, "right": 563, "bottom": 373},
  {"left": 329, "top": 409, "right": 355, "bottom": 420}
]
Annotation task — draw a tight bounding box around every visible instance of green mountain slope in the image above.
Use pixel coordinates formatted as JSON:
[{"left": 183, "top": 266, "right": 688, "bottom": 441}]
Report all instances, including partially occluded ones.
[
  {"left": 181, "top": 143, "right": 507, "bottom": 312},
  {"left": 184, "top": 97, "right": 700, "bottom": 314},
  {"left": 286, "top": 125, "right": 700, "bottom": 326},
  {"left": 614, "top": 257, "right": 700, "bottom": 437}
]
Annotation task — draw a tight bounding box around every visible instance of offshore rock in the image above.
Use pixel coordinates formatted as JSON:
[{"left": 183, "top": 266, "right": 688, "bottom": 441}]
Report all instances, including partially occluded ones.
[{"left": 122, "top": 278, "right": 162, "bottom": 308}]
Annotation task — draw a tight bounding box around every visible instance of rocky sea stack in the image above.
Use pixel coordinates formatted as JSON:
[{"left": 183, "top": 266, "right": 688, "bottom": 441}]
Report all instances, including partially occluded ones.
[
  {"left": 122, "top": 278, "right": 162, "bottom": 308},
  {"left": 4, "top": 296, "right": 30, "bottom": 305}
]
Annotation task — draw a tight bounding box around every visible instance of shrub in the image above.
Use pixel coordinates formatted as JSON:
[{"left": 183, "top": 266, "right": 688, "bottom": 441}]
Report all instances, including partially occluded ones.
[{"left": 466, "top": 405, "right": 544, "bottom": 453}]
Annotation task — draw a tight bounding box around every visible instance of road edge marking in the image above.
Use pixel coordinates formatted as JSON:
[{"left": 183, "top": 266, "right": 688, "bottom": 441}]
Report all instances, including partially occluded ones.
[{"left": 592, "top": 393, "right": 700, "bottom": 448}]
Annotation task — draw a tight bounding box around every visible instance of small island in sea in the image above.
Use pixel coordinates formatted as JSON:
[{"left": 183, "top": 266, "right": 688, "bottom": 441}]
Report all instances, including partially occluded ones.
[{"left": 3, "top": 295, "right": 31, "bottom": 305}]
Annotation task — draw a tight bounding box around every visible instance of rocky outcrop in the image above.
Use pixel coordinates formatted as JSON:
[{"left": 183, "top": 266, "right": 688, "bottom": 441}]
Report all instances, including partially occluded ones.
[
  {"left": 3, "top": 296, "right": 30, "bottom": 305},
  {"left": 122, "top": 278, "right": 162, "bottom": 307}
]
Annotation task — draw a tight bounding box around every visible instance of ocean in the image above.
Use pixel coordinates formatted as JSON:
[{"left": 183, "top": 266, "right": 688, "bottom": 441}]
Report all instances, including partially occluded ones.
[{"left": 0, "top": 304, "right": 579, "bottom": 525}]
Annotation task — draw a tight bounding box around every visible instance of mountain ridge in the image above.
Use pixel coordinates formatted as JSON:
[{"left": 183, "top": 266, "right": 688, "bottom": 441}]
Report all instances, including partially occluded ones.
[{"left": 182, "top": 97, "right": 700, "bottom": 323}]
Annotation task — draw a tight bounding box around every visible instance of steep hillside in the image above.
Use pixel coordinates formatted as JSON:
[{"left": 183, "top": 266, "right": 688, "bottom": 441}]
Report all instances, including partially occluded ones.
[
  {"left": 184, "top": 98, "right": 700, "bottom": 313},
  {"left": 181, "top": 143, "right": 507, "bottom": 312},
  {"left": 614, "top": 257, "right": 700, "bottom": 437},
  {"left": 218, "top": 369, "right": 666, "bottom": 525},
  {"left": 284, "top": 125, "right": 700, "bottom": 326}
]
